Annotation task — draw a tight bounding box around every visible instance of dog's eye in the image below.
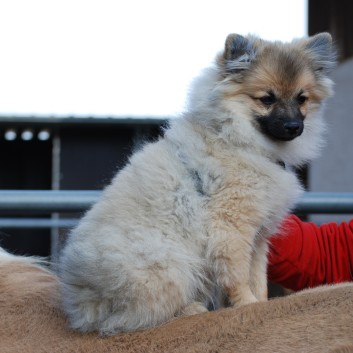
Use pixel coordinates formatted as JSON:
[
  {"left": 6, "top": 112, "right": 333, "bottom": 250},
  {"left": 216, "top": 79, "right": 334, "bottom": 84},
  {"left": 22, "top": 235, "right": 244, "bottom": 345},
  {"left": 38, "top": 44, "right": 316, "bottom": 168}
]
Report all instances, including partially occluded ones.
[
  {"left": 259, "top": 94, "right": 276, "bottom": 106},
  {"left": 297, "top": 94, "right": 308, "bottom": 105}
]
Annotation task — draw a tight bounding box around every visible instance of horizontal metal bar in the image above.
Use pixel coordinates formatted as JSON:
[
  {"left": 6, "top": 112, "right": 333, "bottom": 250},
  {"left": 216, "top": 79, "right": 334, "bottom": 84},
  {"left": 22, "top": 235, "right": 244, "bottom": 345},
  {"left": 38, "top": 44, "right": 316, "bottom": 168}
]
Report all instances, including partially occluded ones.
[
  {"left": 0, "top": 190, "right": 100, "bottom": 212},
  {"left": 0, "top": 218, "right": 78, "bottom": 229},
  {"left": 0, "top": 191, "right": 353, "bottom": 217},
  {"left": 297, "top": 192, "right": 353, "bottom": 214}
]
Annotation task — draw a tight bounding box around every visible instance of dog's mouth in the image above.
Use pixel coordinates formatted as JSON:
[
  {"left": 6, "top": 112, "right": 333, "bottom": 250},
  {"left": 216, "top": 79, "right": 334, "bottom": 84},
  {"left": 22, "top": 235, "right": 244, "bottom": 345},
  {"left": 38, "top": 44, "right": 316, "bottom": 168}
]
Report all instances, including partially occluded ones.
[{"left": 256, "top": 116, "right": 304, "bottom": 142}]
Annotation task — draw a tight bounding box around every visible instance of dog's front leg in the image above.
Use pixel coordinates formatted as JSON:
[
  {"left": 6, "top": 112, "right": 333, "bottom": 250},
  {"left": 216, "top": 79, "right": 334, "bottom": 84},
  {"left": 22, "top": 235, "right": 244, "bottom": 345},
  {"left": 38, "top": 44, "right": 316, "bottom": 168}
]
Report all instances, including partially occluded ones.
[
  {"left": 249, "top": 236, "right": 269, "bottom": 301},
  {"left": 206, "top": 220, "right": 259, "bottom": 308}
]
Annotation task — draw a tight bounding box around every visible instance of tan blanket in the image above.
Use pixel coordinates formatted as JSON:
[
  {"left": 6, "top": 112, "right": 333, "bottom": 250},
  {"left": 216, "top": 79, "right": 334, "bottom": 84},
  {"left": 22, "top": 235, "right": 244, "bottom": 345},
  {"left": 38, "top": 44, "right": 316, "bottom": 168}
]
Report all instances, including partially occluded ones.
[{"left": 1, "top": 255, "right": 353, "bottom": 353}]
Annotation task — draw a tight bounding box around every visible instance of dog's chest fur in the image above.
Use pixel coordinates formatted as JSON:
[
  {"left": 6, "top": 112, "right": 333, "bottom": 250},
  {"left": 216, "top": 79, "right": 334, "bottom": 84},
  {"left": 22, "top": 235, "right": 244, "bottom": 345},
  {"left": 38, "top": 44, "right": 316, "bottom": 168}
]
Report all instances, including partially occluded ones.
[{"left": 166, "top": 124, "right": 302, "bottom": 242}]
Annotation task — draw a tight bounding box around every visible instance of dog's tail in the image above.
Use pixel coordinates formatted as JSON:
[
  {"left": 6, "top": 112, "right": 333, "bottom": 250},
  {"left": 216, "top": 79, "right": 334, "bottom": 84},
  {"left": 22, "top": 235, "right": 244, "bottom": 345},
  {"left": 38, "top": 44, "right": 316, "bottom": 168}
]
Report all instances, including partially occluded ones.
[
  {"left": 0, "top": 246, "right": 26, "bottom": 262},
  {"left": 0, "top": 246, "right": 52, "bottom": 273},
  {"left": 0, "top": 246, "right": 58, "bottom": 301}
]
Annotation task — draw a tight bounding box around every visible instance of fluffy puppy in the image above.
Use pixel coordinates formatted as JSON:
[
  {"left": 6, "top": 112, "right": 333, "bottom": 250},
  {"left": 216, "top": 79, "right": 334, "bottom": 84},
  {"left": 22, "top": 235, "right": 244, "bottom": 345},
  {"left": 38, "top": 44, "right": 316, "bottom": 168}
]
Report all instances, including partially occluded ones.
[{"left": 59, "top": 33, "right": 336, "bottom": 335}]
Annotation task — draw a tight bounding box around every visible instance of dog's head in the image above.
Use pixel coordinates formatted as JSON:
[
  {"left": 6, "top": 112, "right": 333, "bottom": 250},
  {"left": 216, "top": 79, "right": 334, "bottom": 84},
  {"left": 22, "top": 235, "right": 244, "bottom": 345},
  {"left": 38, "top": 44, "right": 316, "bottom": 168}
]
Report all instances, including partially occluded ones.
[
  {"left": 220, "top": 33, "right": 336, "bottom": 142},
  {"left": 188, "top": 33, "right": 336, "bottom": 166}
]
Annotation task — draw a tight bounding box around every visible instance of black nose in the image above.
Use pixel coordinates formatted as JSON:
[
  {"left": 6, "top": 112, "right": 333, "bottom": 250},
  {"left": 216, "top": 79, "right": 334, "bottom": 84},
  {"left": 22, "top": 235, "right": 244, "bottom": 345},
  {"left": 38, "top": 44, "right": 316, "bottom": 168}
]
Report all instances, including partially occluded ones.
[
  {"left": 284, "top": 121, "right": 302, "bottom": 136},
  {"left": 256, "top": 115, "right": 304, "bottom": 141}
]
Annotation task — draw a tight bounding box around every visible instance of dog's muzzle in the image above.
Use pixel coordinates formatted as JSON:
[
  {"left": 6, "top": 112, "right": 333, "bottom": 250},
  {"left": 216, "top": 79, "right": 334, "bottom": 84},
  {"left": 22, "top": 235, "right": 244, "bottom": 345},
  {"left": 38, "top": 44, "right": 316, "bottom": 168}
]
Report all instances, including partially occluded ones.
[{"left": 256, "top": 115, "right": 304, "bottom": 142}]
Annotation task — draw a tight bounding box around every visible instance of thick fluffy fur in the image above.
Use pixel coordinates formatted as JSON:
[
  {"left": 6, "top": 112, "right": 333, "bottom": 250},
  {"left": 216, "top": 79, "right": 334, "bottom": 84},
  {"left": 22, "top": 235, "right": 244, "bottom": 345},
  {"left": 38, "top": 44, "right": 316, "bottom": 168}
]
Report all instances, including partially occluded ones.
[{"left": 59, "top": 33, "right": 336, "bottom": 334}]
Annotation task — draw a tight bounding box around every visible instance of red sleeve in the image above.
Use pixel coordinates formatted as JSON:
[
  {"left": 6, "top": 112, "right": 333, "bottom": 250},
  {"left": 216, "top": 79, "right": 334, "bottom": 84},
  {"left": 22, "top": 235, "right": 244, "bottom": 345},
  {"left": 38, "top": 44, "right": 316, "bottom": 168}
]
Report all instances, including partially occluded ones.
[{"left": 268, "top": 215, "right": 353, "bottom": 291}]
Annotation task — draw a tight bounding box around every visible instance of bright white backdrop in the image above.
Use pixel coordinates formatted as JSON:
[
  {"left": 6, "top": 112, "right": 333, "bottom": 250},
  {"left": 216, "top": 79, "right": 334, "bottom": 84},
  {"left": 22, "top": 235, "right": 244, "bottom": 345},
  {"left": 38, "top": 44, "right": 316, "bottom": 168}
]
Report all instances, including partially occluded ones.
[{"left": 0, "top": 0, "right": 307, "bottom": 118}]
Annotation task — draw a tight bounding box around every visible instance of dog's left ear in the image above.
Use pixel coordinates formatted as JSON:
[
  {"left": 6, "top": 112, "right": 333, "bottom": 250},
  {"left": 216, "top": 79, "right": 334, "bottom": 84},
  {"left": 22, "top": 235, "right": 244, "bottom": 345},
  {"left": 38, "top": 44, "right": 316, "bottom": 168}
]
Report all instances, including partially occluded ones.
[
  {"left": 306, "top": 32, "right": 337, "bottom": 73},
  {"left": 222, "top": 34, "right": 256, "bottom": 74}
]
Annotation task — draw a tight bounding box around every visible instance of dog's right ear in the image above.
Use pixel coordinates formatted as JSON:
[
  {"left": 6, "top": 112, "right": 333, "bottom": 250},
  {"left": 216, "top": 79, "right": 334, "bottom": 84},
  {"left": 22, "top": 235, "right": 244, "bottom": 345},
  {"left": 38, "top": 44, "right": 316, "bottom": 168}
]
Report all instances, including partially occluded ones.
[
  {"left": 222, "top": 34, "right": 256, "bottom": 74},
  {"left": 305, "top": 32, "right": 337, "bottom": 73}
]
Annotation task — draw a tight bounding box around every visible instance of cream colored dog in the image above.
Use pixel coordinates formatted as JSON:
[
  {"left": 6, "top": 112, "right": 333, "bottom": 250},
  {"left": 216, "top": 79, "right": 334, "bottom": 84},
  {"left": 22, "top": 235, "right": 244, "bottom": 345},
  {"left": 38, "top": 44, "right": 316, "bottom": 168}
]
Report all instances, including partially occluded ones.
[{"left": 59, "top": 33, "right": 336, "bottom": 335}]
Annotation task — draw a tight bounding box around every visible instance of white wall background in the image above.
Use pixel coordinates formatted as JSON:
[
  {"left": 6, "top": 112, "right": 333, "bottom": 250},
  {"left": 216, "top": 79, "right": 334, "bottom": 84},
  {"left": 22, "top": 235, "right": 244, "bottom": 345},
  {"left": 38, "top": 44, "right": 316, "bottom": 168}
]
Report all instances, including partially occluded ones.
[{"left": 0, "top": 0, "right": 307, "bottom": 118}]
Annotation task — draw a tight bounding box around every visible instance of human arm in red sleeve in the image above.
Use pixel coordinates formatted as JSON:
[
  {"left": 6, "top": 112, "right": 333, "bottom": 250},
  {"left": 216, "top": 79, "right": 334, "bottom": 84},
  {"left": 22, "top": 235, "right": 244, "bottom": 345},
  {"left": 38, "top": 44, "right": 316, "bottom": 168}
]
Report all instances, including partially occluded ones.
[{"left": 268, "top": 215, "right": 353, "bottom": 291}]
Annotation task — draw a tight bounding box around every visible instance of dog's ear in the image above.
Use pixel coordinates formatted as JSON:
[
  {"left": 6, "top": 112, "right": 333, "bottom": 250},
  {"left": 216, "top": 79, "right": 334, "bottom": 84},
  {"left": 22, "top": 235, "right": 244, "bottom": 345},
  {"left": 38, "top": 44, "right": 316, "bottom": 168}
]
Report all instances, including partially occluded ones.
[
  {"left": 222, "top": 34, "right": 256, "bottom": 74},
  {"left": 305, "top": 32, "right": 337, "bottom": 73}
]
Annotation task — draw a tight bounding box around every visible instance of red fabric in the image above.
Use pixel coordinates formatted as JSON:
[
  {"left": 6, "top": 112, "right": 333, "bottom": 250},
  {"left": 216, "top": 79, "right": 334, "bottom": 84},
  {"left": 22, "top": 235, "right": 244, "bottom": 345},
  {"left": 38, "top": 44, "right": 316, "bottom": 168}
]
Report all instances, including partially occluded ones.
[{"left": 268, "top": 215, "right": 353, "bottom": 291}]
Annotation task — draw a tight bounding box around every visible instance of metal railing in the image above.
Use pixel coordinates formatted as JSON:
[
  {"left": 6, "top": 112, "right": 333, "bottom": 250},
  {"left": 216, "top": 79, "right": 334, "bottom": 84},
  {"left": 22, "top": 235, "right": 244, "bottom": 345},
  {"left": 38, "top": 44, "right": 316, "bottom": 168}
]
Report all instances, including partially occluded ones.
[
  {"left": 0, "top": 190, "right": 353, "bottom": 229},
  {"left": 0, "top": 190, "right": 100, "bottom": 213}
]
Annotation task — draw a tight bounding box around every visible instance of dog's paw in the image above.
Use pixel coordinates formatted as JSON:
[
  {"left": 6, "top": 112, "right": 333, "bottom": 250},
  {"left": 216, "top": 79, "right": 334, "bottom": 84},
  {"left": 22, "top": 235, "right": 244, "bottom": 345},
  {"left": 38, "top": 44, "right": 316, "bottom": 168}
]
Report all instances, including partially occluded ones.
[
  {"left": 228, "top": 290, "right": 259, "bottom": 309},
  {"left": 179, "top": 302, "right": 208, "bottom": 316},
  {"left": 234, "top": 295, "right": 259, "bottom": 308}
]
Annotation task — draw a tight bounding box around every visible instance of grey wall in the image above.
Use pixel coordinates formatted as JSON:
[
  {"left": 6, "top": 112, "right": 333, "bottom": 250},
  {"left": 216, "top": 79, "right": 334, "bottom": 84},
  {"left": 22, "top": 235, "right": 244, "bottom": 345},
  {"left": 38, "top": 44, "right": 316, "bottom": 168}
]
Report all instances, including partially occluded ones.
[{"left": 309, "top": 58, "right": 353, "bottom": 224}]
